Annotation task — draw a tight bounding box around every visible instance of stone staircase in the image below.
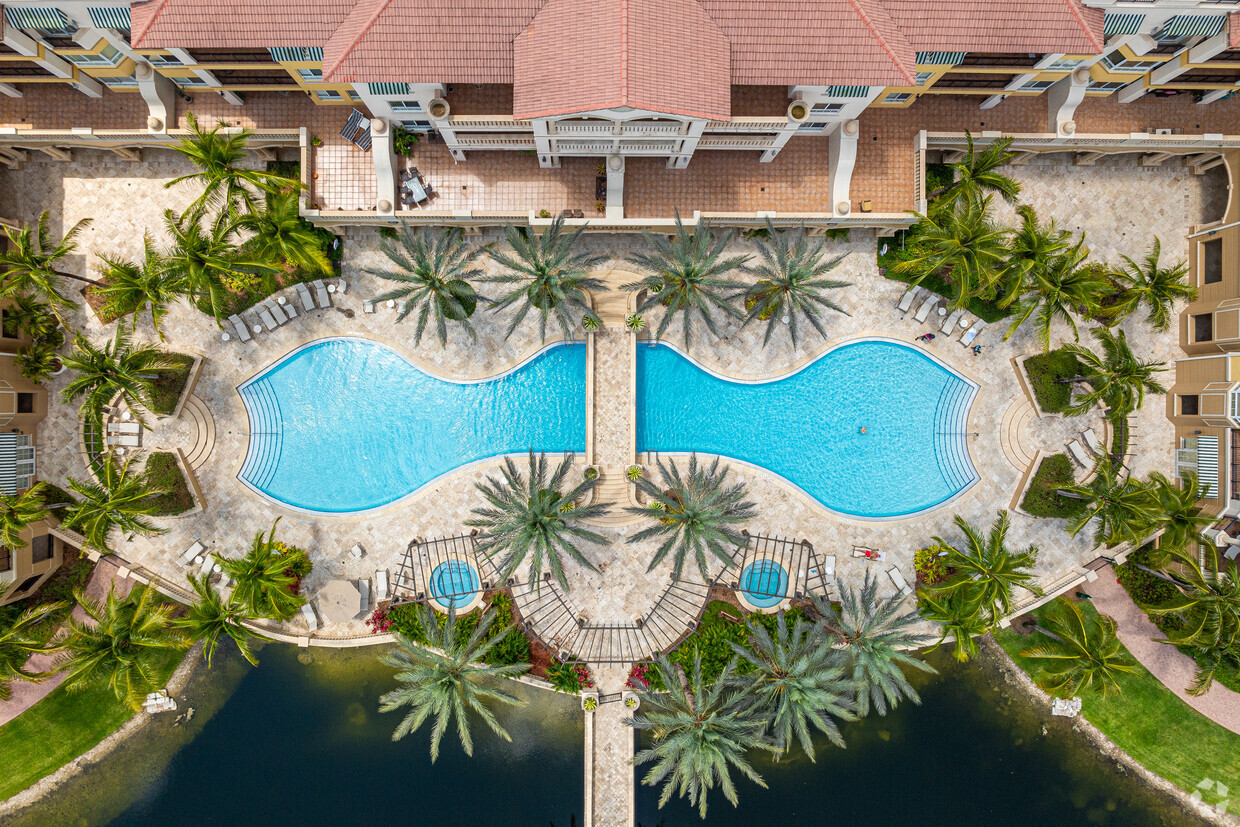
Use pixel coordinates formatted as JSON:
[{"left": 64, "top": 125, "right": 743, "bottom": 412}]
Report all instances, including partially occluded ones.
[
  {"left": 999, "top": 396, "right": 1036, "bottom": 474},
  {"left": 180, "top": 394, "right": 216, "bottom": 471},
  {"left": 592, "top": 286, "right": 632, "bottom": 329},
  {"left": 585, "top": 466, "right": 642, "bottom": 526}
]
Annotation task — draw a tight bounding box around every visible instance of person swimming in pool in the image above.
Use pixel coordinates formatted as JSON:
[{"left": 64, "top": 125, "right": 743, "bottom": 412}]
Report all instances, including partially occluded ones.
[{"left": 859, "top": 426, "right": 867, "bottom": 434}]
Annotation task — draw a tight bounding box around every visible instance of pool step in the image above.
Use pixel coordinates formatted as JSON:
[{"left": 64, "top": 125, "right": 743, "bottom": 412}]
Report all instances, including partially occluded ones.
[
  {"left": 584, "top": 467, "right": 643, "bottom": 526},
  {"left": 999, "top": 396, "right": 1038, "bottom": 472},
  {"left": 180, "top": 394, "right": 216, "bottom": 471}
]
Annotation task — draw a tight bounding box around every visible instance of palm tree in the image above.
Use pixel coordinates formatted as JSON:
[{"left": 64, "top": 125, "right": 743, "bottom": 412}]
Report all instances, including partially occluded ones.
[
  {"left": 466, "top": 451, "right": 608, "bottom": 590},
  {"left": 235, "top": 191, "right": 331, "bottom": 275},
  {"left": 167, "top": 112, "right": 298, "bottom": 215},
  {"left": 1143, "top": 557, "right": 1240, "bottom": 695},
  {"left": 60, "top": 324, "right": 176, "bottom": 425},
  {"left": 813, "top": 572, "right": 936, "bottom": 716},
  {"left": 1113, "top": 237, "right": 1195, "bottom": 331},
  {"left": 0, "top": 600, "right": 68, "bottom": 701},
  {"left": 1058, "top": 454, "right": 1158, "bottom": 548},
  {"left": 379, "top": 605, "right": 528, "bottom": 761},
  {"left": 56, "top": 583, "right": 189, "bottom": 710},
  {"left": 1145, "top": 471, "right": 1213, "bottom": 561},
  {"left": 917, "top": 587, "right": 992, "bottom": 663},
  {"left": 484, "top": 218, "right": 605, "bottom": 341},
  {"left": 217, "top": 518, "right": 306, "bottom": 622},
  {"left": 0, "top": 212, "right": 97, "bottom": 318},
  {"left": 175, "top": 573, "right": 264, "bottom": 667},
  {"left": 1020, "top": 599, "right": 1136, "bottom": 698},
  {"left": 627, "top": 654, "right": 775, "bottom": 819},
  {"left": 741, "top": 221, "right": 851, "bottom": 348},
  {"left": 728, "top": 611, "right": 856, "bottom": 761},
  {"left": 929, "top": 512, "right": 1042, "bottom": 621},
  {"left": 625, "top": 215, "right": 749, "bottom": 349},
  {"left": 891, "top": 194, "right": 1009, "bottom": 310},
  {"left": 1062, "top": 327, "right": 1166, "bottom": 418},
  {"left": 1, "top": 292, "right": 60, "bottom": 342},
  {"left": 626, "top": 455, "right": 756, "bottom": 583},
  {"left": 0, "top": 482, "right": 50, "bottom": 551},
  {"left": 998, "top": 205, "right": 1074, "bottom": 303},
  {"left": 162, "top": 207, "right": 271, "bottom": 322},
  {"left": 932, "top": 132, "right": 1022, "bottom": 209},
  {"left": 366, "top": 224, "right": 485, "bottom": 346},
  {"left": 93, "top": 235, "right": 183, "bottom": 341},
  {"left": 63, "top": 456, "right": 167, "bottom": 553}
]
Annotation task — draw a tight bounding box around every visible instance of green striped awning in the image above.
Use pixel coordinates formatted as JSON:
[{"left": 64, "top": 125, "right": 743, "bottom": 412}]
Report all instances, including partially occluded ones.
[
  {"left": 269, "top": 47, "right": 323, "bottom": 62},
  {"left": 367, "top": 82, "right": 409, "bottom": 96},
  {"left": 915, "top": 52, "right": 966, "bottom": 66},
  {"left": 5, "top": 7, "right": 69, "bottom": 30},
  {"left": 1103, "top": 13, "right": 1145, "bottom": 37},
  {"left": 1197, "top": 435, "right": 1220, "bottom": 499},
  {"left": 0, "top": 434, "right": 18, "bottom": 496},
  {"left": 1157, "top": 14, "right": 1226, "bottom": 41},
  {"left": 88, "top": 7, "right": 131, "bottom": 30},
  {"left": 825, "top": 85, "right": 870, "bottom": 98}
]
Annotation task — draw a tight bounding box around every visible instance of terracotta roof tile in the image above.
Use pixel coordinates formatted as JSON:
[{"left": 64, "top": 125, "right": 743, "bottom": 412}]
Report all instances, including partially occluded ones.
[
  {"left": 886, "top": 0, "right": 1105, "bottom": 55},
  {"left": 1231, "top": 13, "right": 1239, "bottom": 50},
  {"left": 131, "top": 0, "right": 353, "bottom": 49}
]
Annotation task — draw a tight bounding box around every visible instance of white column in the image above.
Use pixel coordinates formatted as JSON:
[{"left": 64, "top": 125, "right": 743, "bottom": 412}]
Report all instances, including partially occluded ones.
[
  {"left": 1046, "top": 67, "right": 1090, "bottom": 134},
  {"left": 533, "top": 118, "right": 557, "bottom": 168},
  {"left": 370, "top": 119, "right": 397, "bottom": 217},
  {"left": 136, "top": 63, "right": 175, "bottom": 131},
  {"left": 427, "top": 97, "right": 464, "bottom": 162},
  {"left": 605, "top": 154, "right": 623, "bottom": 219},
  {"left": 828, "top": 119, "right": 858, "bottom": 217},
  {"left": 667, "top": 119, "right": 703, "bottom": 169}
]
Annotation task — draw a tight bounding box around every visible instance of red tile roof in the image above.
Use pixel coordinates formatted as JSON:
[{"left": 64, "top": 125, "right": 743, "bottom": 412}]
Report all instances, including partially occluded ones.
[
  {"left": 131, "top": 0, "right": 353, "bottom": 49},
  {"left": 512, "top": 0, "right": 730, "bottom": 120},
  {"left": 1231, "top": 13, "right": 1240, "bottom": 50},
  {"left": 885, "top": 0, "right": 1105, "bottom": 56}
]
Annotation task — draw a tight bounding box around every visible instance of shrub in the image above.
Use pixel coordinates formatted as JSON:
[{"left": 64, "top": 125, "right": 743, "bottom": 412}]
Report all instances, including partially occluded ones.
[
  {"left": 914, "top": 545, "right": 951, "bottom": 586},
  {"left": 668, "top": 600, "right": 805, "bottom": 685},
  {"left": 1023, "top": 350, "right": 1080, "bottom": 414},
  {"left": 1115, "top": 545, "right": 1185, "bottom": 635},
  {"left": 265, "top": 159, "right": 301, "bottom": 182},
  {"left": 547, "top": 659, "right": 594, "bottom": 693},
  {"left": 146, "top": 354, "right": 195, "bottom": 416},
  {"left": 582, "top": 696, "right": 598, "bottom": 711},
  {"left": 626, "top": 465, "right": 643, "bottom": 482},
  {"left": 1020, "top": 454, "right": 1087, "bottom": 519},
  {"left": 626, "top": 662, "right": 655, "bottom": 690},
  {"left": 925, "top": 162, "right": 954, "bottom": 195},
  {"left": 143, "top": 452, "right": 194, "bottom": 516},
  {"left": 366, "top": 607, "right": 393, "bottom": 634},
  {"left": 878, "top": 240, "right": 1010, "bottom": 324},
  {"left": 392, "top": 126, "right": 418, "bottom": 156},
  {"left": 387, "top": 592, "right": 531, "bottom": 666}
]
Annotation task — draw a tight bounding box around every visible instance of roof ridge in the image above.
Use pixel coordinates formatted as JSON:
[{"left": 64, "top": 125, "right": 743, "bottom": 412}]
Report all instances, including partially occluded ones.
[
  {"left": 325, "top": 0, "right": 394, "bottom": 80},
  {"left": 130, "top": 0, "right": 173, "bottom": 47},
  {"left": 1061, "top": 0, "right": 1106, "bottom": 53},
  {"left": 847, "top": 0, "right": 916, "bottom": 86}
]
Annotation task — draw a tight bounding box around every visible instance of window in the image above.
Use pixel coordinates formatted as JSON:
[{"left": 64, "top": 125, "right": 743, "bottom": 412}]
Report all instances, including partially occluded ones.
[
  {"left": 914, "top": 72, "right": 934, "bottom": 85},
  {"left": 16, "top": 435, "right": 35, "bottom": 481},
  {"left": 30, "top": 535, "right": 51, "bottom": 563},
  {"left": 14, "top": 575, "right": 40, "bottom": 594},
  {"left": 171, "top": 75, "right": 210, "bottom": 88},
  {"left": 1047, "top": 57, "right": 1084, "bottom": 70},
  {"left": 17, "top": 394, "right": 33, "bottom": 414},
  {"left": 0, "top": 546, "right": 9, "bottom": 572},
  {"left": 1204, "top": 238, "right": 1223, "bottom": 284},
  {"left": 400, "top": 120, "right": 431, "bottom": 131},
  {"left": 99, "top": 75, "right": 138, "bottom": 88},
  {"left": 1019, "top": 79, "right": 1057, "bottom": 91},
  {"left": 315, "top": 89, "right": 344, "bottom": 101},
  {"left": 1181, "top": 395, "right": 1200, "bottom": 416},
  {"left": 296, "top": 68, "right": 322, "bottom": 82},
  {"left": 798, "top": 121, "right": 831, "bottom": 132},
  {"left": 1089, "top": 81, "right": 1129, "bottom": 92},
  {"left": 147, "top": 53, "right": 183, "bottom": 67},
  {"left": 64, "top": 44, "right": 122, "bottom": 67},
  {"left": 1195, "top": 313, "right": 1214, "bottom": 342},
  {"left": 390, "top": 100, "right": 423, "bottom": 113},
  {"left": 0, "top": 310, "right": 17, "bottom": 339},
  {"left": 883, "top": 92, "right": 912, "bottom": 103},
  {"left": 1101, "top": 51, "right": 1164, "bottom": 72}
]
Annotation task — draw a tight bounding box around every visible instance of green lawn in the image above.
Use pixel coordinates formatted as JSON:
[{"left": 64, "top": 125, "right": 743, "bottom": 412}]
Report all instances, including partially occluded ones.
[
  {"left": 0, "top": 646, "right": 184, "bottom": 800},
  {"left": 995, "top": 605, "right": 1240, "bottom": 798}
]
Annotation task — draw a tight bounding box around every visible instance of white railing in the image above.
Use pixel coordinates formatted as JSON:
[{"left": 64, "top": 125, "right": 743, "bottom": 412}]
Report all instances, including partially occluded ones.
[
  {"left": 705, "top": 117, "right": 787, "bottom": 132},
  {"left": 924, "top": 129, "right": 1240, "bottom": 152},
  {"left": 452, "top": 135, "right": 537, "bottom": 149},
  {"left": 697, "top": 136, "right": 777, "bottom": 149},
  {"left": 447, "top": 116, "right": 532, "bottom": 131},
  {"left": 0, "top": 126, "right": 301, "bottom": 148}
]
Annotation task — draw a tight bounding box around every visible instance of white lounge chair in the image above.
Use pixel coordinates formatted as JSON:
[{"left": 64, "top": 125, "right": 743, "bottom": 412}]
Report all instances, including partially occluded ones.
[
  {"left": 336, "top": 280, "right": 349, "bottom": 295},
  {"left": 363, "top": 300, "right": 375, "bottom": 314},
  {"left": 1083, "top": 429, "right": 1105, "bottom": 455},
  {"left": 297, "top": 282, "right": 316, "bottom": 312},
  {"left": 913, "top": 295, "right": 938, "bottom": 323},
  {"left": 300, "top": 603, "right": 318, "bottom": 633},
  {"left": 941, "top": 308, "right": 964, "bottom": 334},
  {"left": 284, "top": 301, "right": 299, "bottom": 320},
  {"left": 264, "top": 299, "right": 288, "bottom": 326},
  {"left": 228, "top": 314, "right": 252, "bottom": 343},
  {"left": 256, "top": 304, "right": 278, "bottom": 330},
  {"left": 375, "top": 569, "right": 389, "bottom": 602},
  {"left": 348, "top": 543, "right": 366, "bottom": 560},
  {"left": 1067, "top": 439, "right": 1093, "bottom": 468},
  {"left": 960, "top": 320, "right": 986, "bottom": 346},
  {"left": 359, "top": 578, "right": 371, "bottom": 616},
  {"left": 107, "top": 434, "right": 140, "bottom": 447},
  {"left": 178, "top": 540, "right": 205, "bottom": 566},
  {"left": 108, "top": 422, "right": 141, "bottom": 434},
  {"left": 897, "top": 286, "right": 923, "bottom": 314},
  {"left": 822, "top": 555, "right": 835, "bottom": 579},
  {"left": 197, "top": 552, "right": 216, "bottom": 579},
  {"left": 888, "top": 566, "right": 913, "bottom": 597},
  {"left": 314, "top": 279, "right": 331, "bottom": 308}
]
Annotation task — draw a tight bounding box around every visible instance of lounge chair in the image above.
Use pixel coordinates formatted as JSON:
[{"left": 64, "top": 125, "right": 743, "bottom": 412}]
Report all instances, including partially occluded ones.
[
  {"left": 107, "top": 434, "right": 140, "bottom": 447},
  {"left": 897, "top": 286, "right": 923, "bottom": 314},
  {"left": 363, "top": 300, "right": 375, "bottom": 314},
  {"left": 941, "top": 308, "right": 964, "bottom": 334},
  {"left": 359, "top": 578, "right": 371, "bottom": 616},
  {"left": 264, "top": 299, "right": 288, "bottom": 325},
  {"left": 297, "top": 282, "right": 316, "bottom": 312},
  {"left": 313, "top": 279, "right": 331, "bottom": 308},
  {"left": 960, "top": 319, "right": 986, "bottom": 346},
  {"left": 284, "top": 301, "right": 298, "bottom": 320},
  {"left": 1067, "top": 439, "right": 1092, "bottom": 468},
  {"left": 1083, "top": 429, "right": 1105, "bottom": 455},
  {"left": 300, "top": 603, "right": 318, "bottom": 633},
  {"left": 108, "top": 422, "right": 141, "bottom": 434},
  {"left": 348, "top": 543, "right": 366, "bottom": 560},
  {"left": 821, "top": 555, "right": 835, "bottom": 579},
  {"left": 887, "top": 566, "right": 913, "bottom": 597},
  {"left": 336, "top": 280, "right": 349, "bottom": 295},
  {"left": 913, "top": 295, "right": 938, "bottom": 323},
  {"left": 375, "top": 569, "right": 389, "bottom": 602},
  {"left": 178, "top": 540, "right": 205, "bottom": 566},
  {"left": 256, "top": 303, "right": 278, "bottom": 330},
  {"left": 228, "top": 314, "right": 252, "bottom": 343}
]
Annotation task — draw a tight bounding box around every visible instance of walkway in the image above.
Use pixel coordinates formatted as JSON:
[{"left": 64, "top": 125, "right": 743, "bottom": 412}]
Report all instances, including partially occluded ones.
[
  {"left": 1091, "top": 565, "right": 1240, "bottom": 735},
  {"left": 586, "top": 666, "right": 635, "bottom": 827}
]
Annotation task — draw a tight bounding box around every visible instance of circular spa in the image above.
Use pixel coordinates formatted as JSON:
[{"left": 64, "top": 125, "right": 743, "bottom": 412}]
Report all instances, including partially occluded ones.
[
  {"left": 428, "top": 559, "right": 483, "bottom": 613},
  {"left": 737, "top": 558, "right": 791, "bottom": 612}
]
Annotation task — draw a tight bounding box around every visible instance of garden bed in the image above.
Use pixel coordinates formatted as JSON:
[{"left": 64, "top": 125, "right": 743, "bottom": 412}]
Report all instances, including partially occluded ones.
[
  {"left": 878, "top": 238, "right": 1010, "bottom": 324},
  {"left": 1022, "top": 350, "right": 1080, "bottom": 414},
  {"left": 386, "top": 591, "right": 531, "bottom": 667},
  {"left": 1020, "top": 454, "right": 1087, "bottom": 518},
  {"left": 145, "top": 354, "right": 195, "bottom": 417},
  {"left": 667, "top": 599, "right": 805, "bottom": 684},
  {"left": 143, "top": 452, "right": 195, "bottom": 516}
]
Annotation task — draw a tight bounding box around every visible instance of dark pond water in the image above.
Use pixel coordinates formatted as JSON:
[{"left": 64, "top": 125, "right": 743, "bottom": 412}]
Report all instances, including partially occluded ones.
[{"left": 4, "top": 644, "right": 1208, "bottom": 827}]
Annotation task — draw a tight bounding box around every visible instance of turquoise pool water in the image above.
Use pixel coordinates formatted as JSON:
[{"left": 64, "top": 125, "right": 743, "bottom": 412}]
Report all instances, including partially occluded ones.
[
  {"left": 636, "top": 340, "right": 978, "bottom": 519},
  {"left": 739, "top": 560, "right": 789, "bottom": 608},
  {"left": 238, "top": 338, "right": 586, "bottom": 514},
  {"left": 429, "top": 560, "right": 481, "bottom": 609}
]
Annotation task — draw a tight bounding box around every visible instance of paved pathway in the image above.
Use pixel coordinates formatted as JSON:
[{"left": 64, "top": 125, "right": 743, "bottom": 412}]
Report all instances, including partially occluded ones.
[
  {"left": 587, "top": 665, "right": 635, "bottom": 827},
  {"left": 1091, "top": 566, "right": 1240, "bottom": 735}
]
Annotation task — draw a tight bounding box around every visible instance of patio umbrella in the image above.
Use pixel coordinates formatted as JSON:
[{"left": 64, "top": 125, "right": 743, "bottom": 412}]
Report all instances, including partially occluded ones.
[{"left": 317, "top": 579, "right": 362, "bottom": 626}]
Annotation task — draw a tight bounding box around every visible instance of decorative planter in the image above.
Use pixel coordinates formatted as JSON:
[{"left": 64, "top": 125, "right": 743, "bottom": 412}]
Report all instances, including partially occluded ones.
[
  {"left": 581, "top": 692, "right": 599, "bottom": 712},
  {"left": 583, "top": 465, "right": 600, "bottom": 481},
  {"left": 622, "top": 691, "right": 640, "bottom": 711}
]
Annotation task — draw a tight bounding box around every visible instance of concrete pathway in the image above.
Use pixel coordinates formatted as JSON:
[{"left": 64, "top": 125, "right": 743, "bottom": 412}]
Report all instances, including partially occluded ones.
[
  {"left": 586, "top": 665, "right": 635, "bottom": 827},
  {"left": 1090, "top": 566, "right": 1240, "bottom": 735}
]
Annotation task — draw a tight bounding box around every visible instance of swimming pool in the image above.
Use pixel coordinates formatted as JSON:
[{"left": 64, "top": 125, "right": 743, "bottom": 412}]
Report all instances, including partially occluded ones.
[
  {"left": 237, "top": 338, "right": 586, "bottom": 514},
  {"left": 636, "top": 339, "right": 978, "bottom": 519}
]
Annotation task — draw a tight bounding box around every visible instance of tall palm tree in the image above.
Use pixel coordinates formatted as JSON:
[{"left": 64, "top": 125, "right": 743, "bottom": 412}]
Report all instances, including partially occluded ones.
[
  {"left": 1145, "top": 471, "right": 1213, "bottom": 561},
  {"left": 1113, "top": 237, "right": 1195, "bottom": 331},
  {"left": 0, "top": 482, "right": 49, "bottom": 551},
  {"left": 162, "top": 207, "right": 271, "bottom": 323},
  {"left": 93, "top": 235, "right": 183, "bottom": 341},
  {"left": 626, "top": 455, "right": 756, "bottom": 583},
  {"left": 933, "top": 132, "right": 1022, "bottom": 210},
  {"left": 998, "top": 205, "right": 1074, "bottom": 304},
  {"left": 917, "top": 587, "right": 991, "bottom": 663},
  {"left": 0, "top": 212, "right": 97, "bottom": 318},
  {"left": 63, "top": 456, "right": 167, "bottom": 553},
  {"left": 728, "top": 611, "right": 856, "bottom": 761},
  {"left": 0, "top": 600, "right": 68, "bottom": 701},
  {"left": 217, "top": 518, "right": 306, "bottom": 622},
  {"left": 56, "top": 583, "right": 189, "bottom": 710},
  {"left": 625, "top": 215, "right": 750, "bottom": 349},
  {"left": 366, "top": 224, "right": 485, "bottom": 346},
  {"left": 1062, "top": 327, "right": 1166, "bottom": 418},
  {"left": 175, "top": 573, "right": 264, "bottom": 667},
  {"left": 1003, "top": 228, "right": 1107, "bottom": 351},
  {"left": 466, "top": 451, "right": 608, "bottom": 591},
  {"left": 167, "top": 112, "right": 298, "bottom": 215},
  {"left": 235, "top": 191, "right": 331, "bottom": 275},
  {"left": 60, "top": 324, "right": 176, "bottom": 425},
  {"left": 485, "top": 217, "right": 605, "bottom": 341},
  {"left": 1143, "top": 556, "right": 1240, "bottom": 695},
  {"left": 929, "top": 512, "right": 1042, "bottom": 622},
  {"left": 1058, "top": 454, "right": 1158, "bottom": 548},
  {"left": 891, "top": 194, "right": 1009, "bottom": 310},
  {"left": 813, "top": 572, "right": 936, "bottom": 716},
  {"left": 379, "top": 605, "right": 528, "bottom": 761},
  {"left": 741, "top": 221, "right": 851, "bottom": 348},
  {"left": 1020, "top": 599, "right": 1136, "bottom": 698},
  {"left": 627, "top": 654, "right": 775, "bottom": 819}
]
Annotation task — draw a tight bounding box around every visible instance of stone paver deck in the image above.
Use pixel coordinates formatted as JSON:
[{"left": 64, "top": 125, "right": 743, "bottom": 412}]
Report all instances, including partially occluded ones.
[{"left": 588, "top": 665, "right": 635, "bottom": 827}]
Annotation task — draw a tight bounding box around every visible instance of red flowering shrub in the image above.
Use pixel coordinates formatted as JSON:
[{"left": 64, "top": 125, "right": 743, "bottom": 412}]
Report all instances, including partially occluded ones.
[{"left": 366, "top": 607, "right": 393, "bottom": 634}]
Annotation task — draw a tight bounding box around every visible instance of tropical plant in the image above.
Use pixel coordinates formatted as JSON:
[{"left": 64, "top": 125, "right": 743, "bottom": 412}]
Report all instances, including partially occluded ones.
[
  {"left": 0, "top": 212, "right": 96, "bottom": 318},
  {"left": 1143, "top": 556, "right": 1240, "bottom": 695},
  {"left": 162, "top": 207, "right": 271, "bottom": 322},
  {"left": 627, "top": 654, "right": 775, "bottom": 818},
  {"left": 1020, "top": 599, "right": 1136, "bottom": 697},
  {"left": 0, "top": 600, "right": 68, "bottom": 701},
  {"left": 928, "top": 512, "right": 1042, "bottom": 621},
  {"left": 582, "top": 314, "right": 600, "bottom": 332},
  {"left": 56, "top": 583, "right": 189, "bottom": 710},
  {"left": 932, "top": 132, "right": 1022, "bottom": 210},
  {"left": 15, "top": 341, "right": 61, "bottom": 384},
  {"left": 466, "top": 451, "right": 609, "bottom": 590},
  {"left": 1145, "top": 471, "right": 1213, "bottom": 561},
  {"left": 1002, "top": 217, "right": 1107, "bottom": 350},
  {"left": 741, "top": 221, "right": 851, "bottom": 348},
  {"left": 891, "top": 194, "right": 1009, "bottom": 310},
  {"left": 217, "top": 518, "right": 306, "bottom": 622},
  {"left": 63, "top": 456, "right": 168, "bottom": 553},
  {"left": 626, "top": 455, "right": 756, "bottom": 582},
  {"left": 1113, "top": 237, "right": 1195, "bottom": 331},
  {"left": 1, "top": 292, "right": 59, "bottom": 342},
  {"left": 93, "top": 235, "right": 183, "bottom": 340},
  {"left": 1057, "top": 453, "right": 1158, "bottom": 548},
  {"left": 813, "top": 572, "right": 936, "bottom": 716},
  {"left": 365, "top": 224, "right": 484, "bottom": 346},
  {"left": 167, "top": 111, "right": 298, "bottom": 215},
  {"left": 728, "top": 611, "right": 856, "bottom": 761},
  {"left": 484, "top": 217, "right": 605, "bottom": 341},
  {"left": 998, "top": 205, "right": 1075, "bottom": 303},
  {"left": 1062, "top": 327, "right": 1166, "bottom": 419},
  {"left": 917, "top": 587, "right": 991, "bottom": 662},
  {"left": 60, "top": 324, "right": 176, "bottom": 425},
  {"left": 175, "top": 572, "right": 264, "bottom": 667},
  {"left": 378, "top": 605, "right": 528, "bottom": 761},
  {"left": 625, "top": 313, "right": 645, "bottom": 332},
  {"left": 0, "top": 482, "right": 50, "bottom": 552},
  {"left": 625, "top": 215, "right": 749, "bottom": 349},
  {"left": 235, "top": 191, "right": 331, "bottom": 275}
]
